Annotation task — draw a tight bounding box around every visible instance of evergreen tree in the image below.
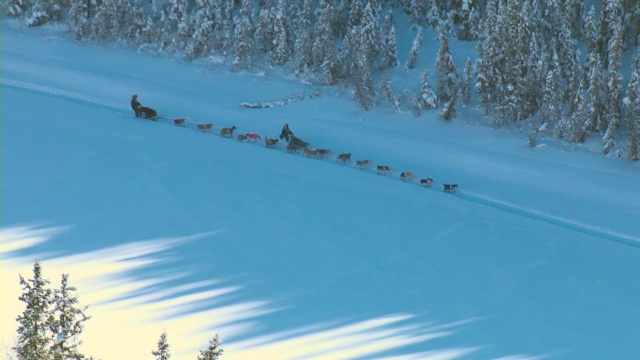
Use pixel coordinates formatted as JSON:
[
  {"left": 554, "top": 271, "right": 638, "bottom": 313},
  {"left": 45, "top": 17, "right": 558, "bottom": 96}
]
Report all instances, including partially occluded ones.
[
  {"left": 197, "top": 334, "right": 224, "bottom": 360},
  {"left": 232, "top": 0, "right": 255, "bottom": 72},
  {"left": 494, "top": 83, "right": 519, "bottom": 128},
  {"left": 380, "top": 70, "right": 400, "bottom": 112},
  {"left": 184, "top": 0, "right": 216, "bottom": 61},
  {"left": 568, "top": 78, "right": 589, "bottom": 143},
  {"left": 92, "top": 0, "right": 119, "bottom": 41},
  {"left": 461, "top": 57, "right": 472, "bottom": 105},
  {"left": 413, "top": 68, "right": 437, "bottom": 116},
  {"left": 476, "top": 0, "right": 502, "bottom": 108},
  {"left": 585, "top": 51, "right": 605, "bottom": 132},
  {"left": 359, "top": 2, "right": 379, "bottom": 65},
  {"left": 4, "top": 0, "right": 31, "bottom": 18},
  {"left": 255, "top": 4, "right": 276, "bottom": 58},
  {"left": 213, "top": 0, "right": 234, "bottom": 54},
  {"left": 603, "top": 19, "right": 624, "bottom": 154},
  {"left": 381, "top": 11, "right": 398, "bottom": 68},
  {"left": 348, "top": 0, "right": 364, "bottom": 28},
  {"left": 67, "top": 0, "right": 90, "bottom": 41},
  {"left": 311, "top": 0, "right": 338, "bottom": 84},
  {"left": 440, "top": 98, "right": 456, "bottom": 121},
  {"left": 293, "top": 0, "right": 312, "bottom": 76},
  {"left": 152, "top": 331, "right": 171, "bottom": 360},
  {"left": 435, "top": 22, "right": 456, "bottom": 103},
  {"left": 424, "top": 0, "right": 440, "bottom": 29},
  {"left": 583, "top": 5, "right": 599, "bottom": 55},
  {"left": 14, "top": 259, "right": 54, "bottom": 360},
  {"left": 408, "top": 0, "right": 427, "bottom": 28},
  {"left": 125, "top": 0, "right": 150, "bottom": 45},
  {"left": 457, "top": 0, "right": 481, "bottom": 40},
  {"left": 405, "top": 26, "right": 422, "bottom": 70},
  {"left": 624, "top": 54, "right": 640, "bottom": 160},
  {"left": 270, "top": 4, "right": 291, "bottom": 66},
  {"left": 540, "top": 64, "right": 562, "bottom": 132},
  {"left": 353, "top": 30, "right": 376, "bottom": 111},
  {"left": 50, "top": 274, "right": 90, "bottom": 360}
]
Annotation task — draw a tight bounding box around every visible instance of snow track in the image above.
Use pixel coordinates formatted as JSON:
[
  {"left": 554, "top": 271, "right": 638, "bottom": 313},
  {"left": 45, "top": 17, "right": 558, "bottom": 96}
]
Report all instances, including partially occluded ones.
[
  {"left": 2, "top": 78, "right": 130, "bottom": 116},
  {"left": 5, "top": 78, "right": 638, "bottom": 249}
]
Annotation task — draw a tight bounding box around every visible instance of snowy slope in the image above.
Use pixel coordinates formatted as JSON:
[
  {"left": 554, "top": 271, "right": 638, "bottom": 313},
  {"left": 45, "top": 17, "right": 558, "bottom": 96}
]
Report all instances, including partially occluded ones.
[{"left": 2, "top": 21, "right": 640, "bottom": 360}]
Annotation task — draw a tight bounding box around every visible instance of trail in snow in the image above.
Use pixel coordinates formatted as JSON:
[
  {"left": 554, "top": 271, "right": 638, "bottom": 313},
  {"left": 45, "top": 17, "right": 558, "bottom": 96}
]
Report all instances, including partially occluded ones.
[{"left": 5, "top": 77, "right": 637, "bottom": 249}]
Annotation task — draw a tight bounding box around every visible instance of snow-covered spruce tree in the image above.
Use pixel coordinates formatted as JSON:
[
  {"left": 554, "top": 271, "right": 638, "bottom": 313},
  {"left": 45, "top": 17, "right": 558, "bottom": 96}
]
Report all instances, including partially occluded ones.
[
  {"left": 475, "top": 0, "right": 502, "bottom": 109},
  {"left": 380, "top": 70, "right": 400, "bottom": 112},
  {"left": 457, "top": 0, "right": 481, "bottom": 40},
  {"left": 381, "top": 10, "right": 398, "bottom": 69},
  {"left": 359, "top": 2, "right": 379, "bottom": 65},
  {"left": 493, "top": 83, "right": 519, "bottom": 128},
  {"left": 540, "top": 63, "right": 562, "bottom": 134},
  {"left": 475, "top": 44, "right": 491, "bottom": 115},
  {"left": 440, "top": 97, "right": 456, "bottom": 121},
  {"left": 50, "top": 274, "right": 90, "bottom": 360},
  {"left": 270, "top": 5, "right": 292, "bottom": 66},
  {"left": 4, "top": 0, "right": 31, "bottom": 18},
  {"left": 214, "top": 0, "right": 234, "bottom": 55},
  {"left": 460, "top": 57, "right": 472, "bottom": 105},
  {"left": 311, "top": 0, "right": 339, "bottom": 85},
  {"left": 124, "top": 0, "right": 149, "bottom": 45},
  {"left": 232, "top": 0, "right": 255, "bottom": 72},
  {"left": 413, "top": 68, "right": 437, "bottom": 116},
  {"left": 602, "top": 20, "right": 624, "bottom": 154},
  {"left": 197, "top": 334, "right": 223, "bottom": 360},
  {"left": 599, "top": 0, "right": 621, "bottom": 62},
  {"left": 339, "top": 26, "right": 357, "bottom": 80},
  {"left": 172, "top": 0, "right": 194, "bottom": 53},
  {"left": 293, "top": 0, "right": 312, "bottom": 76},
  {"left": 183, "top": 0, "right": 214, "bottom": 61},
  {"left": 27, "top": 0, "right": 63, "bottom": 27},
  {"left": 622, "top": 0, "right": 640, "bottom": 49},
  {"left": 14, "top": 259, "right": 54, "bottom": 360},
  {"left": 624, "top": 53, "right": 640, "bottom": 160},
  {"left": 255, "top": 3, "right": 276, "bottom": 58},
  {"left": 26, "top": 3, "right": 48, "bottom": 26},
  {"left": 568, "top": 78, "right": 589, "bottom": 143},
  {"left": 352, "top": 31, "right": 376, "bottom": 111},
  {"left": 435, "top": 22, "right": 457, "bottom": 103},
  {"left": 67, "top": 0, "right": 90, "bottom": 41},
  {"left": 404, "top": 26, "right": 422, "bottom": 71},
  {"left": 92, "top": 0, "right": 119, "bottom": 41},
  {"left": 407, "top": 0, "right": 426, "bottom": 28},
  {"left": 152, "top": 331, "right": 171, "bottom": 360},
  {"left": 583, "top": 5, "right": 599, "bottom": 56},
  {"left": 585, "top": 51, "right": 605, "bottom": 133},
  {"left": 348, "top": 0, "right": 364, "bottom": 28},
  {"left": 424, "top": 0, "right": 440, "bottom": 29},
  {"left": 158, "top": 0, "right": 189, "bottom": 53},
  {"left": 556, "top": 14, "right": 581, "bottom": 106}
]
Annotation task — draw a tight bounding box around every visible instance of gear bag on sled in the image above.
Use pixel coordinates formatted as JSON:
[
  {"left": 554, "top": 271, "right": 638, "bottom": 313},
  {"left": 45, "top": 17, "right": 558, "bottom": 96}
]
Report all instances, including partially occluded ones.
[{"left": 139, "top": 106, "right": 158, "bottom": 119}]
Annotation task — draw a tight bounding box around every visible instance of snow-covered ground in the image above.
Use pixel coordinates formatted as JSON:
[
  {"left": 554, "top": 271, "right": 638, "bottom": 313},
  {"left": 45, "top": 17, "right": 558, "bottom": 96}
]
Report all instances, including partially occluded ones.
[{"left": 2, "top": 21, "right": 640, "bottom": 360}]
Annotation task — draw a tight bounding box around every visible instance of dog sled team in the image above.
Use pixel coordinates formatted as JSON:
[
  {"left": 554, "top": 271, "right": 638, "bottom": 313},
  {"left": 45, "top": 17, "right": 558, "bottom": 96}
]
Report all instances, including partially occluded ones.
[{"left": 131, "top": 96, "right": 457, "bottom": 193}]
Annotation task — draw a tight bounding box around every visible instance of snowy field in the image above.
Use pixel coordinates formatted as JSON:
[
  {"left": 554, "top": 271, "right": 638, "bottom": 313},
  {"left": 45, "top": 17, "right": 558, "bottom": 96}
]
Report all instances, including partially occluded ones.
[{"left": 2, "top": 20, "right": 640, "bottom": 360}]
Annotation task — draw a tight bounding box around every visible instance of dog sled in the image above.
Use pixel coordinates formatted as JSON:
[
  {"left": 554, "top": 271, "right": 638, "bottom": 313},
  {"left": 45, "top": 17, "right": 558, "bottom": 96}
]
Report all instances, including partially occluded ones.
[
  {"left": 139, "top": 106, "right": 159, "bottom": 120},
  {"left": 443, "top": 184, "right": 458, "bottom": 193}
]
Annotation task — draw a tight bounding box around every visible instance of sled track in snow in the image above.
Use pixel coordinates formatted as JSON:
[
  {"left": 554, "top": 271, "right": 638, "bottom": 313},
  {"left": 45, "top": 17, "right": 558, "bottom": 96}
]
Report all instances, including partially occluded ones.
[{"left": 6, "top": 79, "right": 639, "bottom": 248}]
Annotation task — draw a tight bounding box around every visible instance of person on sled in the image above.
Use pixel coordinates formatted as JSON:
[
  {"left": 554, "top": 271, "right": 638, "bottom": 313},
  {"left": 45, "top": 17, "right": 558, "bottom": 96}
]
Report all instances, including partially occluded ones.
[
  {"left": 131, "top": 94, "right": 159, "bottom": 119},
  {"left": 131, "top": 94, "right": 141, "bottom": 117},
  {"left": 280, "top": 123, "right": 294, "bottom": 142}
]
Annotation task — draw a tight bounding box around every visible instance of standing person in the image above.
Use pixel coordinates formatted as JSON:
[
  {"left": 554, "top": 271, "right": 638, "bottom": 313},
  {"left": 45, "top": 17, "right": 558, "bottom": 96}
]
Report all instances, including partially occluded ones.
[
  {"left": 131, "top": 94, "right": 141, "bottom": 117},
  {"left": 280, "top": 123, "right": 294, "bottom": 141}
]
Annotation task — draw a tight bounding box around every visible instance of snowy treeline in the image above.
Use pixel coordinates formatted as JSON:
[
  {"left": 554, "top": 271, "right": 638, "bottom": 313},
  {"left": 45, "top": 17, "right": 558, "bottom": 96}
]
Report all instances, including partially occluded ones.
[
  {"left": 3, "top": 0, "right": 640, "bottom": 158},
  {"left": 10, "top": 259, "right": 224, "bottom": 360}
]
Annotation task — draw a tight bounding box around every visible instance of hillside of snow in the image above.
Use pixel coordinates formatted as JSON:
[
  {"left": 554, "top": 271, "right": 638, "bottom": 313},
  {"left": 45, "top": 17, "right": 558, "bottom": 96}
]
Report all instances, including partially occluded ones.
[{"left": 2, "top": 20, "right": 640, "bottom": 360}]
